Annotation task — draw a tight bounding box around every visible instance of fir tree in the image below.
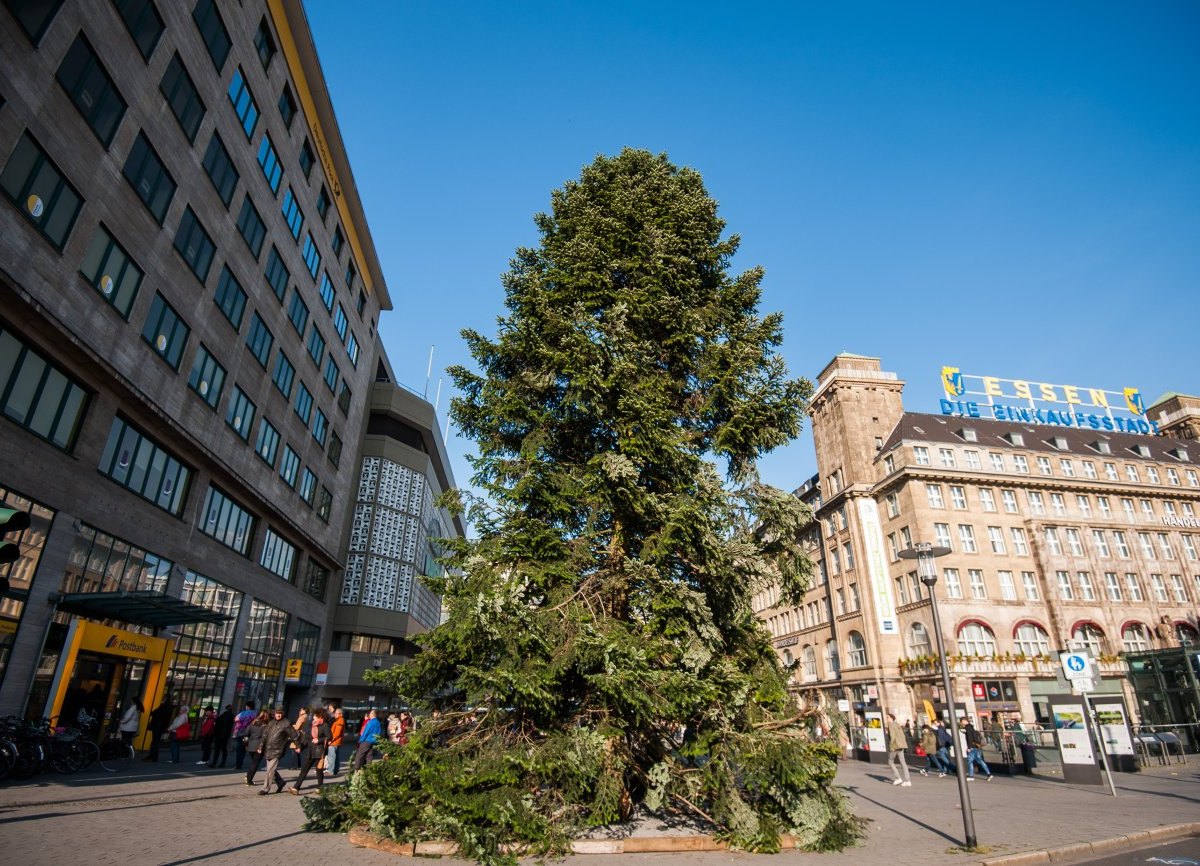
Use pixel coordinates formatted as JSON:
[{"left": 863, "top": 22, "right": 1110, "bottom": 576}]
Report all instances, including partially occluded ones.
[{"left": 305, "top": 148, "right": 861, "bottom": 863}]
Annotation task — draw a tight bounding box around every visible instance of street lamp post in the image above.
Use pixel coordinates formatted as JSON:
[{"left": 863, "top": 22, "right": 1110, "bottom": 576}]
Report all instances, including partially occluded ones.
[{"left": 899, "top": 542, "right": 977, "bottom": 849}]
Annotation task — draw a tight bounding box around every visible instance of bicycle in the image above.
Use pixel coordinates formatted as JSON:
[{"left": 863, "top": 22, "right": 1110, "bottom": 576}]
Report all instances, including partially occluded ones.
[{"left": 76, "top": 716, "right": 133, "bottom": 772}]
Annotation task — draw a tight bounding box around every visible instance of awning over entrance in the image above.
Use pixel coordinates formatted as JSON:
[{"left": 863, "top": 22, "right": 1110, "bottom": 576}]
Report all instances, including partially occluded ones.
[{"left": 50, "top": 590, "right": 231, "bottom": 629}]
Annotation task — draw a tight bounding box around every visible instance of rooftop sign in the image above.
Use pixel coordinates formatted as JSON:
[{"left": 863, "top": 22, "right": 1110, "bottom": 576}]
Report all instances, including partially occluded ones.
[{"left": 939, "top": 368, "right": 1158, "bottom": 435}]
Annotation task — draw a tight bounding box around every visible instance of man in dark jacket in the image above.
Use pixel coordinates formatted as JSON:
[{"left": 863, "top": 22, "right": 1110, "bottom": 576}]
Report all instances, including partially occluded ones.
[
  {"left": 144, "top": 696, "right": 173, "bottom": 762},
  {"left": 209, "top": 704, "right": 235, "bottom": 768},
  {"left": 288, "top": 707, "right": 332, "bottom": 793},
  {"left": 258, "top": 706, "right": 299, "bottom": 795},
  {"left": 935, "top": 720, "right": 956, "bottom": 775}
]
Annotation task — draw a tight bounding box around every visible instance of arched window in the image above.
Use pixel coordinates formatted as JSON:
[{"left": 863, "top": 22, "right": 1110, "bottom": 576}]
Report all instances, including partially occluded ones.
[
  {"left": 1014, "top": 622, "right": 1050, "bottom": 657},
  {"left": 907, "top": 622, "right": 932, "bottom": 657},
  {"left": 1122, "top": 623, "right": 1150, "bottom": 652},
  {"left": 1178, "top": 623, "right": 1200, "bottom": 647},
  {"left": 825, "top": 639, "right": 840, "bottom": 676},
  {"left": 1072, "top": 623, "right": 1107, "bottom": 656},
  {"left": 957, "top": 622, "right": 997, "bottom": 656},
  {"left": 846, "top": 631, "right": 868, "bottom": 668},
  {"left": 803, "top": 644, "right": 817, "bottom": 681},
  {"left": 782, "top": 649, "right": 794, "bottom": 666}
]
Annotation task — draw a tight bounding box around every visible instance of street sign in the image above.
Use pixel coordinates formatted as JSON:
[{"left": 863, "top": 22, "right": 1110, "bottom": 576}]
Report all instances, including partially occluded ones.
[
  {"left": 1060, "top": 651, "right": 1096, "bottom": 693},
  {"left": 283, "top": 658, "right": 303, "bottom": 683}
]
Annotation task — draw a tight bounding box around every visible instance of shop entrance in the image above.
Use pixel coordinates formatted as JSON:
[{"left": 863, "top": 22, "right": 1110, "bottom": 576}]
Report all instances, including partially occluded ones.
[{"left": 57, "top": 652, "right": 149, "bottom": 738}]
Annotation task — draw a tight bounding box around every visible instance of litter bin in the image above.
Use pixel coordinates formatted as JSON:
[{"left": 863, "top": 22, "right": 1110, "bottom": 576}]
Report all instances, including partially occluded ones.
[{"left": 1019, "top": 741, "right": 1037, "bottom": 774}]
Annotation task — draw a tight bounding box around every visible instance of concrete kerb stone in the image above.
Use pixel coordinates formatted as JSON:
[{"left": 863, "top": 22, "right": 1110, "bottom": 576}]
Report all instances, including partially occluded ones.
[{"left": 979, "top": 822, "right": 1200, "bottom": 866}]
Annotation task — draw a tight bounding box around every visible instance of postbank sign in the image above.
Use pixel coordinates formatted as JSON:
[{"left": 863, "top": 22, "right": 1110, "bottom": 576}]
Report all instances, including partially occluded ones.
[{"left": 939, "top": 368, "right": 1158, "bottom": 435}]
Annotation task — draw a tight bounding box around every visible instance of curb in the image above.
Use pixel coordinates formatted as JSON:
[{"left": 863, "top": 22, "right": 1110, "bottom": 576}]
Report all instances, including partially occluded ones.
[
  {"left": 348, "top": 827, "right": 809, "bottom": 856},
  {"left": 978, "top": 822, "right": 1200, "bottom": 866}
]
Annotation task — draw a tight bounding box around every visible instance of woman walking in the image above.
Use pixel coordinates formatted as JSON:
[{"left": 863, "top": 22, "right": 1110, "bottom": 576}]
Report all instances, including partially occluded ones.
[{"left": 243, "top": 710, "right": 269, "bottom": 786}]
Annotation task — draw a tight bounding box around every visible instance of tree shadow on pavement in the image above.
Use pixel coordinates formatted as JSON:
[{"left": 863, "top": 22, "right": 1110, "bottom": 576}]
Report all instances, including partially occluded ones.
[
  {"left": 157, "top": 831, "right": 309, "bottom": 865},
  {"left": 842, "top": 785, "right": 962, "bottom": 846}
]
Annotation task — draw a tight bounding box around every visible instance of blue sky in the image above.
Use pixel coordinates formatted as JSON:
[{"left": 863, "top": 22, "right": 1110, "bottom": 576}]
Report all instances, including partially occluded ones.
[{"left": 304, "top": 1, "right": 1200, "bottom": 495}]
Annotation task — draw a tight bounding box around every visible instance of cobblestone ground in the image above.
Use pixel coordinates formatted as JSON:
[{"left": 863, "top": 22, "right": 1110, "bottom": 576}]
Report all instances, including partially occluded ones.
[{"left": 0, "top": 747, "right": 1197, "bottom": 866}]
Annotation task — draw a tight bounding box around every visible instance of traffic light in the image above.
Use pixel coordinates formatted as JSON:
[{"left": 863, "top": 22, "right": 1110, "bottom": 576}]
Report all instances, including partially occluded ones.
[{"left": 0, "top": 506, "right": 31, "bottom": 596}]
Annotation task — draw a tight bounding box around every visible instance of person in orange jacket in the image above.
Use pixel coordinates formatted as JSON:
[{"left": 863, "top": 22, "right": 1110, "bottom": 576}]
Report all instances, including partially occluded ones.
[{"left": 326, "top": 705, "right": 345, "bottom": 776}]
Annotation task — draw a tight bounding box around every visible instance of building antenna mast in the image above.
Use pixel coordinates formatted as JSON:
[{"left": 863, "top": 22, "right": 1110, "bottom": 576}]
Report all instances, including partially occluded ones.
[{"left": 424, "top": 345, "right": 435, "bottom": 398}]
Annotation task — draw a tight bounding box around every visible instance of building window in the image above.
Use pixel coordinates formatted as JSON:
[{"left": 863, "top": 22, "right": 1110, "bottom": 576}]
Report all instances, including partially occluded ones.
[
  {"left": 1056, "top": 570, "right": 1074, "bottom": 600},
  {"left": 278, "top": 84, "right": 297, "bottom": 128},
  {"left": 303, "top": 559, "right": 328, "bottom": 599},
  {"left": 1077, "top": 571, "right": 1096, "bottom": 600},
  {"left": 1065, "top": 527, "right": 1084, "bottom": 556},
  {"left": 255, "top": 417, "right": 280, "bottom": 466},
  {"left": 1051, "top": 493, "right": 1067, "bottom": 516},
  {"left": 213, "top": 266, "right": 246, "bottom": 330},
  {"left": 57, "top": 33, "right": 126, "bottom": 147},
  {"left": 332, "top": 225, "right": 344, "bottom": 258},
  {"left": 1037, "top": 455, "right": 1052, "bottom": 475},
  {"left": 279, "top": 444, "right": 299, "bottom": 487},
  {"left": 1170, "top": 573, "right": 1188, "bottom": 602},
  {"left": 236, "top": 195, "right": 266, "bottom": 258},
  {"left": 907, "top": 622, "right": 931, "bottom": 656},
  {"left": 281, "top": 187, "right": 303, "bottom": 239},
  {"left": 1138, "top": 532, "right": 1156, "bottom": 560},
  {"left": 323, "top": 356, "right": 339, "bottom": 393},
  {"left": 1, "top": 132, "right": 84, "bottom": 250},
  {"left": 113, "top": 0, "right": 164, "bottom": 60},
  {"left": 1001, "top": 489, "right": 1018, "bottom": 513},
  {"left": 1147, "top": 466, "right": 1160, "bottom": 484},
  {"left": 968, "top": 569, "right": 986, "bottom": 599},
  {"left": 883, "top": 454, "right": 895, "bottom": 474},
  {"left": 98, "top": 415, "right": 190, "bottom": 515},
  {"left": 199, "top": 485, "right": 254, "bottom": 555},
  {"left": 337, "top": 381, "right": 351, "bottom": 415},
  {"left": 264, "top": 245, "right": 289, "bottom": 301},
  {"left": 958, "top": 523, "right": 977, "bottom": 553},
  {"left": 1113, "top": 530, "right": 1131, "bottom": 558},
  {"left": 287, "top": 291, "right": 309, "bottom": 336},
  {"left": 253, "top": 16, "right": 275, "bottom": 68},
  {"left": 939, "top": 447, "right": 955, "bottom": 468},
  {"left": 1124, "top": 573, "right": 1143, "bottom": 601},
  {"left": 934, "top": 522, "right": 952, "bottom": 549},
  {"left": 845, "top": 632, "right": 867, "bottom": 668},
  {"left": 271, "top": 351, "right": 294, "bottom": 399},
  {"left": 943, "top": 567, "right": 962, "bottom": 598},
  {"left": 79, "top": 224, "right": 142, "bottom": 318},
  {"left": 333, "top": 304, "right": 348, "bottom": 341},
  {"left": 123, "top": 133, "right": 176, "bottom": 224},
  {"left": 1015, "top": 623, "right": 1049, "bottom": 657},
  {"left": 8, "top": 0, "right": 65, "bottom": 43},
  {"left": 1013, "top": 455, "right": 1028, "bottom": 473},
  {"left": 225, "top": 384, "right": 255, "bottom": 441},
  {"left": 316, "top": 185, "right": 330, "bottom": 220},
  {"left": 1104, "top": 572, "right": 1122, "bottom": 601},
  {"left": 346, "top": 332, "right": 359, "bottom": 368},
  {"left": 173, "top": 206, "right": 215, "bottom": 282},
  {"left": 312, "top": 408, "right": 327, "bottom": 447},
  {"left": 299, "top": 467, "right": 316, "bottom": 505},
  {"left": 964, "top": 449, "right": 980, "bottom": 469},
  {"left": 159, "top": 53, "right": 205, "bottom": 143},
  {"left": 1081, "top": 460, "right": 1097, "bottom": 479},
  {"left": 316, "top": 486, "right": 332, "bottom": 522},
  {"left": 998, "top": 570, "right": 1016, "bottom": 600},
  {"left": 348, "top": 263, "right": 359, "bottom": 293},
  {"left": 978, "top": 488, "right": 995, "bottom": 512},
  {"left": 327, "top": 430, "right": 342, "bottom": 467},
  {"left": 1010, "top": 527, "right": 1029, "bottom": 555},
  {"left": 226, "top": 67, "right": 259, "bottom": 139},
  {"left": 957, "top": 622, "right": 996, "bottom": 656},
  {"left": 256, "top": 134, "right": 283, "bottom": 193},
  {"left": 1167, "top": 467, "right": 1180, "bottom": 486},
  {"left": 187, "top": 344, "right": 225, "bottom": 408},
  {"left": 988, "top": 526, "right": 1006, "bottom": 554},
  {"left": 201, "top": 132, "right": 238, "bottom": 207},
  {"left": 192, "top": 0, "right": 230, "bottom": 70},
  {"left": 1043, "top": 527, "right": 1063, "bottom": 556},
  {"left": 245, "top": 313, "right": 273, "bottom": 368},
  {"left": 1021, "top": 571, "right": 1039, "bottom": 600},
  {"left": 913, "top": 446, "right": 929, "bottom": 465},
  {"left": 1092, "top": 530, "right": 1110, "bottom": 558},
  {"left": 141, "top": 292, "right": 189, "bottom": 370},
  {"left": 294, "top": 383, "right": 313, "bottom": 425},
  {"left": 1122, "top": 624, "right": 1149, "bottom": 652},
  {"left": 306, "top": 326, "right": 325, "bottom": 366},
  {"left": 1027, "top": 491, "right": 1045, "bottom": 515},
  {"left": 259, "top": 527, "right": 296, "bottom": 581},
  {"left": 1076, "top": 494, "right": 1092, "bottom": 517},
  {"left": 318, "top": 272, "right": 335, "bottom": 310},
  {"left": 302, "top": 233, "right": 321, "bottom": 278},
  {"left": 299, "top": 138, "right": 315, "bottom": 178},
  {"left": 950, "top": 485, "right": 966, "bottom": 509},
  {"left": 0, "top": 325, "right": 89, "bottom": 451},
  {"left": 989, "top": 452, "right": 1004, "bottom": 471},
  {"left": 1073, "top": 623, "right": 1106, "bottom": 655}
]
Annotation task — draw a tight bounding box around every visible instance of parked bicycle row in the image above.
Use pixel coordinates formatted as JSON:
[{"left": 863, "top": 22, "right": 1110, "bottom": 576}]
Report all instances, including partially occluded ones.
[{"left": 0, "top": 715, "right": 133, "bottom": 781}]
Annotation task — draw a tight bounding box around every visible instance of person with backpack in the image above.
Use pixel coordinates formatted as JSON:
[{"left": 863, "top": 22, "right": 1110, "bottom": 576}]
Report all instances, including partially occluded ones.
[
  {"left": 962, "top": 719, "right": 994, "bottom": 781},
  {"left": 232, "top": 701, "right": 257, "bottom": 769}
]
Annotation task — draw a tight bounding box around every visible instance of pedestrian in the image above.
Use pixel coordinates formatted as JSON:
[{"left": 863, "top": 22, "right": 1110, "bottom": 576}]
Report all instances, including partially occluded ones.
[
  {"left": 935, "top": 720, "right": 956, "bottom": 775},
  {"left": 232, "top": 701, "right": 257, "bottom": 769},
  {"left": 886, "top": 711, "right": 911, "bottom": 786},
  {"left": 210, "top": 703, "right": 235, "bottom": 767},
  {"left": 144, "top": 696, "right": 173, "bottom": 762},
  {"left": 243, "top": 710, "right": 269, "bottom": 786},
  {"left": 919, "top": 724, "right": 945, "bottom": 777},
  {"left": 288, "top": 708, "right": 332, "bottom": 794},
  {"left": 168, "top": 704, "right": 191, "bottom": 764},
  {"left": 962, "top": 719, "right": 994, "bottom": 781},
  {"left": 326, "top": 706, "right": 345, "bottom": 776},
  {"left": 118, "top": 698, "right": 143, "bottom": 746},
  {"left": 352, "top": 708, "right": 381, "bottom": 772},
  {"left": 197, "top": 706, "right": 216, "bottom": 765},
  {"left": 291, "top": 706, "right": 309, "bottom": 768},
  {"left": 258, "top": 706, "right": 299, "bottom": 795}
]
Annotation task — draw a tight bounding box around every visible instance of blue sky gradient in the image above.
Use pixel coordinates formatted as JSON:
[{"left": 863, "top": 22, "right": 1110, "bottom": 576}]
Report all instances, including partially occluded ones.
[{"left": 305, "top": 1, "right": 1200, "bottom": 493}]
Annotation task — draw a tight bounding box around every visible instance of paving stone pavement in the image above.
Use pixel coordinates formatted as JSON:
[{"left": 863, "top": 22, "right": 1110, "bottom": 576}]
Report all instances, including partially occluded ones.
[{"left": 0, "top": 746, "right": 1196, "bottom": 866}]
